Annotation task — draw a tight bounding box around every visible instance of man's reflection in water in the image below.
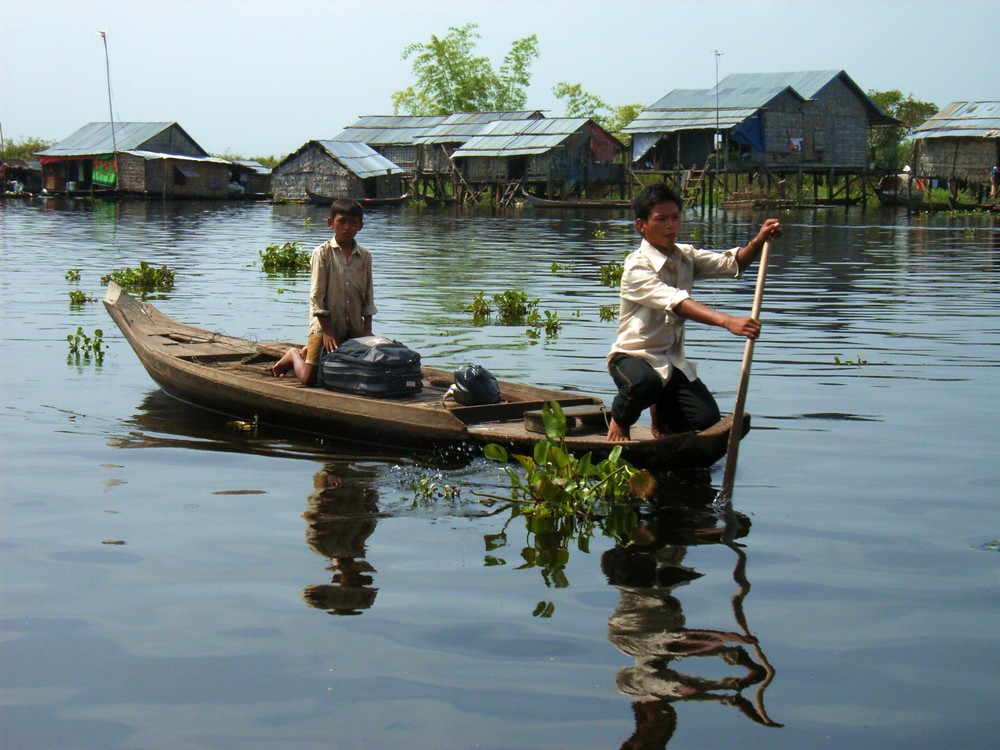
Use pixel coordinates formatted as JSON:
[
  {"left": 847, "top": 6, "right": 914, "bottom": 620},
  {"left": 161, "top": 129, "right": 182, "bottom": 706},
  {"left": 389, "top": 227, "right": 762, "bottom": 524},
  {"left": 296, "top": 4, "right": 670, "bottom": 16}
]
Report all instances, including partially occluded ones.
[
  {"left": 602, "top": 500, "right": 781, "bottom": 749},
  {"left": 301, "top": 467, "right": 380, "bottom": 616}
]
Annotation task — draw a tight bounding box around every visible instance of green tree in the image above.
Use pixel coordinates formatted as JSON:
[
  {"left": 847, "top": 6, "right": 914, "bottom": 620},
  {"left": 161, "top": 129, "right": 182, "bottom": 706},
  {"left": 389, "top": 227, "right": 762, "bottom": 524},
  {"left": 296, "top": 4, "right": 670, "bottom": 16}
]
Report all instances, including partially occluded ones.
[
  {"left": 868, "top": 89, "right": 938, "bottom": 172},
  {"left": 392, "top": 24, "right": 539, "bottom": 115},
  {"left": 2, "top": 136, "right": 55, "bottom": 161},
  {"left": 552, "top": 81, "right": 642, "bottom": 143}
]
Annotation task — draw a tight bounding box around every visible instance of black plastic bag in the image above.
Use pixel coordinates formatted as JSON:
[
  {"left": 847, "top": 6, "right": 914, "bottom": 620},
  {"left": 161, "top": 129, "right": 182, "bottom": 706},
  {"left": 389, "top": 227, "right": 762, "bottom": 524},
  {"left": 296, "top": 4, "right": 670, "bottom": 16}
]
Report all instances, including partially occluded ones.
[{"left": 451, "top": 364, "right": 501, "bottom": 405}]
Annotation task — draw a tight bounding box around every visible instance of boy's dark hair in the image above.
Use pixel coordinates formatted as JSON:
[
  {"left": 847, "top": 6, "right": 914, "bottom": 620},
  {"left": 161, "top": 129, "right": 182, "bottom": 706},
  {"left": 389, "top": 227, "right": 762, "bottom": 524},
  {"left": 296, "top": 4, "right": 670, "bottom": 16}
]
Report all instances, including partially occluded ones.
[
  {"left": 329, "top": 198, "right": 365, "bottom": 221},
  {"left": 633, "top": 183, "right": 683, "bottom": 220}
]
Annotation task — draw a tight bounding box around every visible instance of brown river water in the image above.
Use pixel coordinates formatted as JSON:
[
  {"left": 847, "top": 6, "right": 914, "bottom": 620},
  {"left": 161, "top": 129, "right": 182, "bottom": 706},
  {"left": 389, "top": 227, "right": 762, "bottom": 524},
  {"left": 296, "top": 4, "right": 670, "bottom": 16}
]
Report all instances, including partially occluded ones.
[{"left": 1, "top": 197, "right": 998, "bottom": 749}]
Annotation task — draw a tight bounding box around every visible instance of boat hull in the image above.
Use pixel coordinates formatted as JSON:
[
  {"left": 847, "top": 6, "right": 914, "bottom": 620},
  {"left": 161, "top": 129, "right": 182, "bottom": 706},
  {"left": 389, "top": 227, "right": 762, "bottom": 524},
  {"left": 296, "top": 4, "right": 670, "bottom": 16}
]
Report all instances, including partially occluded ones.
[{"left": 103, "top": 283, "right": 747, "bottom": 469}]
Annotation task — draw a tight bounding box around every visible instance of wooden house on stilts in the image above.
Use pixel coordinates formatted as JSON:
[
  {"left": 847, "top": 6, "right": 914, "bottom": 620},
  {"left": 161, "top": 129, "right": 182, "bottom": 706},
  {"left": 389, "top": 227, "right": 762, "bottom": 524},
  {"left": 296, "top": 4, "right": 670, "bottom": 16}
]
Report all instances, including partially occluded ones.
[
  {"left": 910, "top": 101, "right": 1000, "bottom": 207},
  {"left": 449, "top": 117, "right": 626, "bottom": 205},
  {"left": 624, "top": 70, "right": 897, "bottom": 207}
]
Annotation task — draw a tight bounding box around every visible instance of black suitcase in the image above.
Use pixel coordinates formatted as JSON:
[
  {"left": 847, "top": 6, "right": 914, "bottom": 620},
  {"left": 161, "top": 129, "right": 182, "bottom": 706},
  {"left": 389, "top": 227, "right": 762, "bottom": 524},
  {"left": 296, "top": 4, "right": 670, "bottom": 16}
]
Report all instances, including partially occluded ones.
[{"left": 316, "top": 336, "right": 422, "bottom": 397}]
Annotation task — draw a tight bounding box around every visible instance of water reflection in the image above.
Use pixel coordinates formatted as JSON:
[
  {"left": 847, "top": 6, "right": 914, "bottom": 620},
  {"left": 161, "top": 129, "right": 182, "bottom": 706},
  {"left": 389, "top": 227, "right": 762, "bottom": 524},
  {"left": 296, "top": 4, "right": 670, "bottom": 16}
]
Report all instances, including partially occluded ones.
[
  {"left": 302, "top": 468, "right": 381, "bottom": 616},
  {"left": 475, "top": 470, "right": 781, "bottom": 747},
  {"left": 603, "top": 496, "right": 781, "bottom": 747}
]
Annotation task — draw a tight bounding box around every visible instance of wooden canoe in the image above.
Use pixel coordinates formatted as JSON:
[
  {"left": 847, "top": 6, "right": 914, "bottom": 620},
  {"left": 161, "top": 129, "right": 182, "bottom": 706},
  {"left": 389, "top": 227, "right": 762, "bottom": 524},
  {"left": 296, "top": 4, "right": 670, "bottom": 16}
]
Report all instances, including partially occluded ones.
[
  {"left": 521, "top": 192, "right": 632, "bottom": 210},
  {"left": 305, "top": 190, "right": 410, "bottom": 207},
  {"left": 103, "top": 282, "right": 748, "bottom": 470}
]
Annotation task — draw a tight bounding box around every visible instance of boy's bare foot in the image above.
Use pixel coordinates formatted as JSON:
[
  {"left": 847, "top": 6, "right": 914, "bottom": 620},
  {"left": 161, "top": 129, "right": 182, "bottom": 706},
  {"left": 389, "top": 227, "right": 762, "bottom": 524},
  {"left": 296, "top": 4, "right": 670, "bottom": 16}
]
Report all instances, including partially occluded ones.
[
  {"left": 271, "top": 348, "right": 298, "bottom": 377},
  {"left": 606, "top": 417, "right": 631, "bottom": 442}
]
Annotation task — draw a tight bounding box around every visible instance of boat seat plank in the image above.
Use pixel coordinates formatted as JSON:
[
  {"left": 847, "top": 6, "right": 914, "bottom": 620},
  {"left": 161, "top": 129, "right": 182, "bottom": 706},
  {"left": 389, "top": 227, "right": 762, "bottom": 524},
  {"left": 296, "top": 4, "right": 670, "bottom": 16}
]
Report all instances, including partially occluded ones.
[{"left": 523, "top": 404, "right": 610, "bottom": 434}]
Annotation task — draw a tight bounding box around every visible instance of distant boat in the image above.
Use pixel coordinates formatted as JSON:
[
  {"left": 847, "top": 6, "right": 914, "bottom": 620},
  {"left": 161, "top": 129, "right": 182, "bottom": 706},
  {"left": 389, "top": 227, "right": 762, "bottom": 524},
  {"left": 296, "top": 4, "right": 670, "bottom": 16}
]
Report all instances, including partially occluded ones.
[
  {"left": 521, "top": 191, "right": 632, "bottom": 210},
  {"left": 421, "top": 194, "right": 460, "bottom": 207},
  {"left": 948, "top": 196, "right": 998, "bottom": 212},
  {"left": 306, "top": 189, "right": 410, "bottom": 207},
  {"left": 876, "top": 190, "right": 951, "bottom": 211}
]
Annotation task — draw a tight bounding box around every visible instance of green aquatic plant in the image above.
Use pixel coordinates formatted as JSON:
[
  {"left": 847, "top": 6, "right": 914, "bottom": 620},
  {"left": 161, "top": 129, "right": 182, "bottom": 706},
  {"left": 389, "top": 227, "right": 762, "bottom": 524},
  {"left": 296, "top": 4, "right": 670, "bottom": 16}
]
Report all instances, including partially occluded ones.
[
  {"left": 259, "top": 241, "right": 310, "bottom": 273},
  {"left": 599, "top": 304, "right": 618, "bottom": 322},
  {"left": 68, "top": 290, "right": 97, "bottom": 305},
  {"left": 66, "top": 326, "right": 105, "bottom": 363},
  {"left": 493, "top": 289, "right": 537, "bottom": 325},
  {"left": 481, "top": 401, "right": 655, "bottom": 519},
  {"left": 476, "top": 405, "right": 655, "bottom": 592},
  {"left": 226, "top": 414, "right": 259, "bottom": 436},
  {"left": 465, "top": 291, "right": 492, "bottom": 324},
  {"left": 101, "top": 262, "right": 175, "bottom": 292},
  {"left": 410, "top": 476, "right": 462, "bottom": 506},
  {"left": 65, "top": 268, "right": 81, "bottom": 283},
  {"left": 599, "top": 259, "right": 623, "bottom": 288},
  {"left": 466, "top": 289, "right": 540, "bottom": 326},
  {"left": 526, "top": 309, "right": 562, "bottom": 338}
]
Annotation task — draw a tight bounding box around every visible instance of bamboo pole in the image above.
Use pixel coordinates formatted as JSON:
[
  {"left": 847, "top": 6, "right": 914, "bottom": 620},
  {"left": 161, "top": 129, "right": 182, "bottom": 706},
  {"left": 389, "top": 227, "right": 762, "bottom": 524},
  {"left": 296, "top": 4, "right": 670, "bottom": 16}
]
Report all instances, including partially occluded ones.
[{"left": 719, "top": 240, "right": 772, "bottom": 500}]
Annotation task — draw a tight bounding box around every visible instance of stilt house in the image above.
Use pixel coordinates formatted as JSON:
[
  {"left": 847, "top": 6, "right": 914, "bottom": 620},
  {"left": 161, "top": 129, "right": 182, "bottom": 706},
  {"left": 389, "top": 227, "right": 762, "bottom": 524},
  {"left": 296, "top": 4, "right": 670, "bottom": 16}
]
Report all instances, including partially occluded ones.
[
  {"left": 910, "top": 101, "right": 1000, "bottom": 198},
  {"left": 626, "top": 70, "right": 895, "bottom": 170},
  {"left": 329, "top": 116, "right": 446, "bottom": 176},
  {"left": 450, "top": 117, "right": 625, "bottom": 201}
]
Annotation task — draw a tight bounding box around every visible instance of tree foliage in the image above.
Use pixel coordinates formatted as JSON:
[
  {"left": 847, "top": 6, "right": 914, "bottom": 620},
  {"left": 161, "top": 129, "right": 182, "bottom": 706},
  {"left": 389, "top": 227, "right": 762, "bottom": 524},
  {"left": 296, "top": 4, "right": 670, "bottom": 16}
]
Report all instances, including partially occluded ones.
[
  {"left": 2, "top": 136, "right": 55, "bottom": 161},
  {"left": 552, "top": 82, "right": 642, "bottom": 143},
  {"left": 867, "top": 89, "right": 939, "bottom": 172},
  {"left": 392, "top": 24, "right": 539, "bottom": 115}
]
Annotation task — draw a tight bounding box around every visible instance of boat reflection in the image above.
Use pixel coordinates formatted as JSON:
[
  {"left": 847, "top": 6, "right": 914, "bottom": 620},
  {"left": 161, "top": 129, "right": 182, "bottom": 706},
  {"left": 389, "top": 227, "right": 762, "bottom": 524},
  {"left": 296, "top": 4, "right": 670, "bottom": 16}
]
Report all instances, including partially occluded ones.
[
  {"left": 301, "top": 468, "right": 382, "bottom": 616},
  {"left": 602, "top": 493, "right": 782, "bottom": 747}
]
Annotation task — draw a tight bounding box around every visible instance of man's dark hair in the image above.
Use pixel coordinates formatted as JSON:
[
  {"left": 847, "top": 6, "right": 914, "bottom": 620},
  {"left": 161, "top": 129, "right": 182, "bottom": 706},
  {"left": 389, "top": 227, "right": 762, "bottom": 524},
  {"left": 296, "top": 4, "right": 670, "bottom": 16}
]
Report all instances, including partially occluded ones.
[
  {"left": 329, "top": 198, "right": 365, "bottom": 221},
  {"left": 632, "top": 183, "right": 683, "bottom": 221}
]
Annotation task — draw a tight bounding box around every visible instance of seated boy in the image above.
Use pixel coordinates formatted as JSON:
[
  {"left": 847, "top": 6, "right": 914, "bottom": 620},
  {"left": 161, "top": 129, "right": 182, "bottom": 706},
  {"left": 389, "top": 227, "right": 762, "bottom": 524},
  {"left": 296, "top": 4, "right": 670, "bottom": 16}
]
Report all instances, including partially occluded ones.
[
  {"left": 606, "top": 183, "right": 782, "bottom": 441},
  {"left": 272, "top": 198, "right": 377, "bottom": 384}
]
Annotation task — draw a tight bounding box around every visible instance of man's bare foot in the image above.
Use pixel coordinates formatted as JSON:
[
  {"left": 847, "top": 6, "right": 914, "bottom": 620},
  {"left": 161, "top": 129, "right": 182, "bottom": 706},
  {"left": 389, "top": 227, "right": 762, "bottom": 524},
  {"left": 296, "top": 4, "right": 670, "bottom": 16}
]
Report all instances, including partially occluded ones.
[
  {"left": 606, "top": 417, "right": 631, "bottom": 442},
  {"left": 650, "top": 404, "right": 664, "bottom": 438}
]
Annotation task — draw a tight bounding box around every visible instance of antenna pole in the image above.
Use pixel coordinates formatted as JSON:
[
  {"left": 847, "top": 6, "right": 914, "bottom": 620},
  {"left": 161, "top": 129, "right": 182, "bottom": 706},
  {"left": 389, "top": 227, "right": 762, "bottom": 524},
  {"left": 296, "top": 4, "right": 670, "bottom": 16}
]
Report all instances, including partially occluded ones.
[{"left": 98, "top": 30, "right": 119, "bottom": 191}]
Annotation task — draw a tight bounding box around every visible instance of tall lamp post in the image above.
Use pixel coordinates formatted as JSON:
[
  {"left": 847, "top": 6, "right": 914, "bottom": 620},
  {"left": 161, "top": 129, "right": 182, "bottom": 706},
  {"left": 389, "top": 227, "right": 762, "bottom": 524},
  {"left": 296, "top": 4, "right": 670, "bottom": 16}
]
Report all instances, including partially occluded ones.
[
  {"left": 715, "top": 49, "right": 724, "bottom": 169},
  {"left": 97, "top": 30, "right": 118, "bottom": 192}
]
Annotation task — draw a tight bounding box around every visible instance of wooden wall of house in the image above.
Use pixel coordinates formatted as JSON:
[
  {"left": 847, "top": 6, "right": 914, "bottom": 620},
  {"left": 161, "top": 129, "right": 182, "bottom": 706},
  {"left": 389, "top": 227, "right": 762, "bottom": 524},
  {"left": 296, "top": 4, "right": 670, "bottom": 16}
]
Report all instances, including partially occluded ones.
[
  {"left": 916, "top": 138, "right": 998, "bottom": 181},
  {"left": 271, "top": 146, "right": 361, "bottom": 201},
  {"left": 379, "top": 145, "right": 419, "bottom": 173},
  {"left": 125, "top": 156, "right": 229, "bottom": 198},
  {"left": 461, "top": 156, "right": 510, "bottom": 182},
  {"left": 763, "top": 80, "right": 868, "bottom": 168},
  {"left": 117, "top": 153, "right": 149, "bottom": 193},
  {"left": 166, "top": 160, "right": 229, "bottom": 199},
  {"left": 138, "top": 125, "right": 207, "bottom": 158},
  {"left": 421, "top": 144, "right": 453, "bottom": 173}
]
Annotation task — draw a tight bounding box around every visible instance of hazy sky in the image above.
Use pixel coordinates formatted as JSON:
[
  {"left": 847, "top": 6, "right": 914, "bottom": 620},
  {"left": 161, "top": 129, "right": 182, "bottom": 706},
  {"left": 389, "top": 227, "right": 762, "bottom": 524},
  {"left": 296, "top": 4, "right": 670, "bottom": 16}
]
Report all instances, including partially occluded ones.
[{"left": 2, "top": 0, "right": 994, "bottom": 158}]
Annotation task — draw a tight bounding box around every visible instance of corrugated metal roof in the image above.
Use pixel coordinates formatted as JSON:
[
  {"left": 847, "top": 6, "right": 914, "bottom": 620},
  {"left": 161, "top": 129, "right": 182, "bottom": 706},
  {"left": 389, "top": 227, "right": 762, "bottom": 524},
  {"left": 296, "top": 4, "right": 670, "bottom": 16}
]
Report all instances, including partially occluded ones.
[
  {"left": 123, "top": 151, "right": 231, "bottom": 165},
  {"left": 37, "top": 122, "right": 181, "bottom": 156},
  {"left": 314, "top": 141, "right": 404, "bottom": 177},
  {"left": 909, "top": 101, "right": 1000, "bottom": 139},
  {"left": 451, "top": 118, "right": 591, "bottom": 157},
  {"left": 417, "top": 111, "right": 545, "bottom": 144},
  {"left": 625, "top": 70, "right": 893, "bottom": 133},
  {"left": 234, "top": 159, "right": 271, "bottom": 174},
  {"left": 331, "top": 115, "right": 447, "bottom": 145}
]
